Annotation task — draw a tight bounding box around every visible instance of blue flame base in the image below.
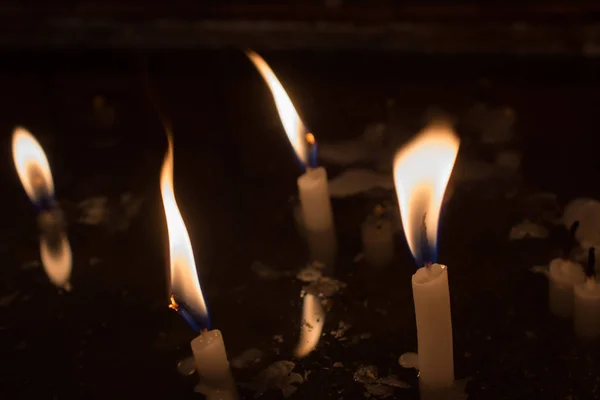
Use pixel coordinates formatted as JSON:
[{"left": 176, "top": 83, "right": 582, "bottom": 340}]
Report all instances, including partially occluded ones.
[{"left": 170, "top": 297, "right": 210, "bottom": 333}]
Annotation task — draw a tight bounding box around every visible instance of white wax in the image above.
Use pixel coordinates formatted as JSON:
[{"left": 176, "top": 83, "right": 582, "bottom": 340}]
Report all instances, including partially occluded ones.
[
  {"left": 191, "top": 329, "right": 237, "bottom": 400},
  {"left": 306, "top": 227, "right": 337, "bottom": 270},
  {"left": 297, "top": 167, "right": 334, "bottom": 233},
  {"left": 361, "top": 216, "right": 394, "bottom": 268},
  {"left": 548, "top": 258, "right": 585, "bottom": 318},
  {"left": 412, "top": 263, "right": 454, "bottom": 391},
  {"left": 574, "top": 278, "right": 600, "bottom": 339}
]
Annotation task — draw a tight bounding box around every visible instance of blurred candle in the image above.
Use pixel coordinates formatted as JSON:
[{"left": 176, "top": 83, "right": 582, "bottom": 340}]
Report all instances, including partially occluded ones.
[
  {"left": 161, "top": 135, "right": 237, "bottom": 399},
  {"left": 361, "top": 205, "right": 394, "bottom": 269},
  {"left": 12, "top": 126, "right": 72, "bottom": 289},
  {"left": 393, "top": 122, "right": 459, "bottom": 394},
  {"left": 574, "top": 249, "right": 600, "bottom": 339},
  {"left": 246, "top": 50, "right": 336, "bottom": 266},
  {"left": 548, "top": 258, "right": 585, "bottom": 318}
]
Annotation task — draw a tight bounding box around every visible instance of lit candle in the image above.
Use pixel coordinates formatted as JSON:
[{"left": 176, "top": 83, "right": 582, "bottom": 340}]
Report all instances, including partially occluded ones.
[
  {"left": 12, "top": 126, "right": 72, "bottom": 290},
  {"left": 246, "top": 50, "right": 337, "bottom": 267},
  {"left": 574, "top": 248, "right": 600, "bottom": 339},
  {"left": 160, "top": 135, "right": 237, "bottom": 399},
  {"left": 548, "top": 221, "right": 585, "bottom": 318},
  {"left": 361, "top": 205, "right": 394, "bottom": 269},
  {"left": 393, "top": 121, "right": 460, "bottom": 395}
]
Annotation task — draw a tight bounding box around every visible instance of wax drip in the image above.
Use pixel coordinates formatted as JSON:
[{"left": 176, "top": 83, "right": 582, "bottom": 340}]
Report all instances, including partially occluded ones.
[
  {"left": 587, "top": 248, "right": 596, "bottom": 278},
  {"left": 563, "top": 220, "right": 580, "bottom": 259},
  {"left": 169, "top": 295, "right": 208, "bottom": 333}
]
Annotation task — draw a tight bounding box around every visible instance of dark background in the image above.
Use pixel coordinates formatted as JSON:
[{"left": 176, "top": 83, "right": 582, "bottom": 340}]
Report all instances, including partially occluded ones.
[{"left": 2, "top": 2, "right": 600, "bottom": 399}]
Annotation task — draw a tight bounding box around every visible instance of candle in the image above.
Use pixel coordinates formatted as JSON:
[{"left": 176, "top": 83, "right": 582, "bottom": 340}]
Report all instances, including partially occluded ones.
[
  {"left": 574, "top": 248, "right": 600, "bottom": 339},
  {"left": 160, "top": 135, "right": 237, "bottom": 398},
  {"left": 393, "top": 121, "right": 460, "bottom": 395},
  {"left": 361, "top": 205, "right": 394, "bottom": 269},
  {"left": 295, "top": 293, "right": 325, "bottom": 358},
  {"left": 246, "top": 50, "right": 337, "bottom": 267},
  {"left": 12, "top": 126, "right": 72, "bottom": 289},
  {"left": 548, "top": 258, "right": 585, "bottom": 318}
]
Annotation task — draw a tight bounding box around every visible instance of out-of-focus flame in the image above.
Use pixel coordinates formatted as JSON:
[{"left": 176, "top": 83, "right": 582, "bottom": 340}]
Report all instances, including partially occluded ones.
[
  {"left": 12, "top": 127, "right": 55, "bottom": 204},
  {"left": 40, "top": 232, "right": 72, "bottom": 290},
  {"left": 393, "top": 122, "right": 460, "bottom": 265},
  {"left": 295, "top": 293, "right": 325, "bottom": 358},
  {"left": 246, "top": 50, "right": 309, "bottom": 166},
  {"left": 160, "top": 136, "right": 208, "bottom": 320}
]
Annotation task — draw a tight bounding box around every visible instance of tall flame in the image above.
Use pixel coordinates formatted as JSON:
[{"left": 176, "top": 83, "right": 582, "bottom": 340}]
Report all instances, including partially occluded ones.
[
  {"left": 160, "top": 136, "right": 208, "bottom": 321},
  {"left": 393, "top": 122, "right": 460, "bottom": 265},
  {"left": 12, "top": 127, "right": 55, "bottom": 205},
  {"left": 246, "top": 50, "right": 310, "bottom": 166}
]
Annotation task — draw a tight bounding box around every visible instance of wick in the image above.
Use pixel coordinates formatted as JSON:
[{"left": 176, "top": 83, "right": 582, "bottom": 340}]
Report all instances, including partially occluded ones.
[
  {"left": 201, "top": 328, "right": 209, "bottom": 334},
  {"left": 168, "top": 295, "right": 179, "bottom": 311},
  {"left": 563, "top": 220, "right": 580, "bottom": 259},
  {"left": 587, "top": 247, "right": 596, "bottom": 278},
  {"left": 424, "top": 262, "right": 432, "bottom": 268}
]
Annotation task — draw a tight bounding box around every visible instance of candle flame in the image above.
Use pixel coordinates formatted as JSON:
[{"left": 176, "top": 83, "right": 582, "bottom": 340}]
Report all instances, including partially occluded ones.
[
  {"left": 393, "top": 122, "right": 459, "bottom": 265},
  {"left": 160, "top": 136, "right": 208, "bottom": 321},
  {"left": 246, "top": 49, "right": 310, "bottom": 166},
  {"left": 295, "top": 293, "right": 325, "bottom": 358},
  {"left": 40, "top": 233, "right": 72, "bottom": 290},
  {"left": 12, "top": 127, "right": 55, "bottom": 205}
]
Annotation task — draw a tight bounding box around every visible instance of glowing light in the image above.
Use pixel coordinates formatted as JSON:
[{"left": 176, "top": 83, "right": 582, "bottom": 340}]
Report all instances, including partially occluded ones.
[
  {"left": 294, "top": 293, "right": 325, "bottom": 358},
  {"left": 160, "top": 136, "right": 208, "bottom": 321},
  {"left": 393, "top": 122, "right": 460, "bottom": 265},
  {"left": 246, "top": 50, "right": 310, "bottom": 166},
  {"left": 12, "top": 127, "right": 55, "bottom": 205}
]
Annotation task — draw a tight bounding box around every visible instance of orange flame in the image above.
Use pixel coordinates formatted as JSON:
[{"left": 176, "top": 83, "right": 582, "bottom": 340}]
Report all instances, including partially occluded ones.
[
  {"left": 160, "top": 136, "right": 207, "bottom": 318},
  {"left": 295, "top": 293, "right": 325, "bottom": 358},
  {"left": 246, "top": 50, "right": 310, "bottom": 165},
  {"left": 12, "top": 127, "right": 55, "bottom": 204},
  {"left": 393, "top": 122, "right": 459, "bottom": 262}
]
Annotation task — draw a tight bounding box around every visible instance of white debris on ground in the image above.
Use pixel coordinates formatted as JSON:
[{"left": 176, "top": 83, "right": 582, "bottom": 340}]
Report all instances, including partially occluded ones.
[
  {"left": 231, "top": 348, "right": 265, "bottom": 369},
  {"left": 328, "top": 169, "right": 394, "bottom": 198},
  {"left": 354, "top": 365, "right": 410, "bottom": 398},
  {"left": 77, "top": 196, "right": 108, "bottom": 225},
  {"left": 252, "top": 361, "right": 304, "bottom": 398},
  {"left": 330, "top": 321, "right": 352, "bottom": 339},
  {"left": 296, "top": 265, "right": 323, "bottom": 283},
  {"left": 509, "top": 220, "right": 549, "bottom": 240},
  {"left": 529, "top": 265, "right": 549, "bottom": 275},
  {"left": 398, "top": 352, "right": 419, "bottom": 369},
  {"left": 0, "top": 291, "right": 19, "bottom": 307},
  {"left": 564, "top": 198, "right": 600, "bottom": 248},
  {"left": 251, "top": 261, "right": 291, "bottom": 280},
  {"left": 302, "top": 276, "right": 347, "bottom": 298},
  {"left": 176, "top": 356, "right": 196, "bottom": 376}
]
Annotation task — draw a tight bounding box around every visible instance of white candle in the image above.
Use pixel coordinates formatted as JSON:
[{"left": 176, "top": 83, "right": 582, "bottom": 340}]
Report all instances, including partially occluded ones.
[
  {"left": 192, "top": 330, "right": 238, "bottom": 399},
  {"left": 297, "top": 167, "right": 334, "bottom": 233},
  {"left": 361, "top": 208, "right": 394, "bottom": 268},
  {"left": 548, "top": 258, "right": 585, "bottom": 318},
  {"left": 306, "top": 227, "right": 337, "bottom": 270},
  {"left": 412, "top": 264, "right": 454, "bottom": 391},
  {"left": 574, "top": 277, "right": 600, "bottom": 339}
]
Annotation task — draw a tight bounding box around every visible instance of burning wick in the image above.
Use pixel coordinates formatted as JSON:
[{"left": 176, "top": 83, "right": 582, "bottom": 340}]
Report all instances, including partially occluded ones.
[
  {"left": 160, "top": 133, "right": 237, "bottom": 399},
  {"left": 573, "top": 247, "right": 600, "bottom": 339},
  {"left": 393, "top": 121, "right": 459, "bottom": 395},
  {"left": 12, "top": 126, "right": 72, "bottom": 290},
  {"left": 246, "top": 49, "right": 336, "bottom": 267},
  {"left": 548, "top": 223, "right": 586, "bottom": 318},
  {"left": 306, "top": 133, "right": 318, "bottom": 169},
  {"left": 169, "top": 295, "right": 202, "bottom": 333}
]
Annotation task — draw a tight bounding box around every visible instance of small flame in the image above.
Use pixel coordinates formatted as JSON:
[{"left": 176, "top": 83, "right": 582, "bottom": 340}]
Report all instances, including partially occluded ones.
[
  {"left": 12, "top": 127, "right": 55, "bottom": 205},
  {"left": 295, "top": 293, "right": 325, "bottom": 358},
  {"left": 40, "top": 233, "right": 72, "bottom": 290},
  {"left": 160, "top": 136, "right": 208, "bottom": 323},
  {"left": 393, "top": 122, "right": 459, "bottom": 265},
  {"left": 246, "top": 50, "right": 310, "bottom": 166}
]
